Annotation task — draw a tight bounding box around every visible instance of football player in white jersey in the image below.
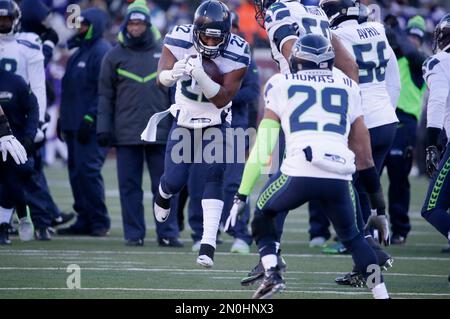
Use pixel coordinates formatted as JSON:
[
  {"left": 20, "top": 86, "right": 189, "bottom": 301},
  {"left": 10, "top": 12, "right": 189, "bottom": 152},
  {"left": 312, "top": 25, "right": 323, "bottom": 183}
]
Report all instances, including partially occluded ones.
[
  {"left": 320, "top": 0, "right": 399, "bottom": 285},
  {"left": 421, "top": 13, "right": 450, "bottom": 253},
  {"left": 230, "top": 34, "right": 389, "bottom": 299},
  {"left": 154, "top": 0, "right": 250, "bottom": 267},
  {"left": 0, "top": 0, "right": 46, "bottom": 138},
  {"left": 256, "top": 0, "right": 358, "bottom": 80}
]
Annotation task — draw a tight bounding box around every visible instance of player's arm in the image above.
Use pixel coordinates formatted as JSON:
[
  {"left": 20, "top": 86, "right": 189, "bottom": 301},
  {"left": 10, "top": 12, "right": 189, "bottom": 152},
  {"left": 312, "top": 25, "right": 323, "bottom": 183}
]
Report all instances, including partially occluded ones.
[
  {"left": 424, "top": 63, "right": 449, "bottom": 176},
  {"left": 349, "top": 116, "right": 389, "bottom": 245},
  {"left": 157, "top": 46, "right": 187, "bottom": 87},
  {"left": 385, "top": 45, "right": 401, "bottom": 108},
  {"left": 331, "top": 35, "right": 359, "bottom": 83},
  {"left": 28, "top": 58, "right": 47, "bottom": 123},
  {"left": 224, "top": 108, "right": 281, "bottom": 231}
]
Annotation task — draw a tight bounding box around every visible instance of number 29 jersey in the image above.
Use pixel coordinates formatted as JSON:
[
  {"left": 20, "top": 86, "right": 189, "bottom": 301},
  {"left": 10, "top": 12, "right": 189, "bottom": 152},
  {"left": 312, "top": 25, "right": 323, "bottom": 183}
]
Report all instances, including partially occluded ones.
[
  {"left": 163, "top": 24, "right": 251, "bottom": 128},
  {"left": 264, "top": 70, "right": 363, "bottom": 180}
]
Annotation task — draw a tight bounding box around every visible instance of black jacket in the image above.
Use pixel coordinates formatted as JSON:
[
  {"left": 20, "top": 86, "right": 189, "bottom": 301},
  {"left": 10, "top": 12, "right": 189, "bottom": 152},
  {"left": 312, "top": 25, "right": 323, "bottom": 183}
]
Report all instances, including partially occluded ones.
[{"left": 97, "top": 28, "right": 172, "bottom": 145}]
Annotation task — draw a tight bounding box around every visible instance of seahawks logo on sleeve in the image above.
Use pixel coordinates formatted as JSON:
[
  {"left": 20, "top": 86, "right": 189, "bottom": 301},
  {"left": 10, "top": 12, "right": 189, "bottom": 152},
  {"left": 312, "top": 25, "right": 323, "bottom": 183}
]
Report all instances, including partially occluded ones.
[{"left": 422, "top": 56, "right": 440, "bottom": 82}]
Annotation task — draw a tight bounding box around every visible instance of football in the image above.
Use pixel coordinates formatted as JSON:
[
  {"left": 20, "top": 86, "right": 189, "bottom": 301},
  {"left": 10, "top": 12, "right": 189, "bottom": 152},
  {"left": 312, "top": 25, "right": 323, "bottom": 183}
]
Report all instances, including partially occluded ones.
[{"left": 202, "top": 57, "right": 223, "bottom": 85}]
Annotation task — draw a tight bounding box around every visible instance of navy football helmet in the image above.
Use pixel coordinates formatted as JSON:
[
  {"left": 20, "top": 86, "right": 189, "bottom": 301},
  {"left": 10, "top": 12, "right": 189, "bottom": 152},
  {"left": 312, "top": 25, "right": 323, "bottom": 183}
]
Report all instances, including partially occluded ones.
[
  {"left": 290, "top": 33, "right": 335, "bottom": 72},
  {"left": 433, "top": 13, "right": 450, "bottom": 53},
  {"left": 0, "top": 0, "right": 20, "bottom": 36},
  {"left": 193, "top": 0, "right": 231, "bottom": 59},
  {"left": 319, "top": 0, "right": 359, "bottom": 28}
]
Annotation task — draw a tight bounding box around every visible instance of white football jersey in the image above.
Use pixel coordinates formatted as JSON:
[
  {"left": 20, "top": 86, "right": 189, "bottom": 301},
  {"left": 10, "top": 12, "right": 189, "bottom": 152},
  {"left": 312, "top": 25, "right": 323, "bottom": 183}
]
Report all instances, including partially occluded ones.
[
  {"left": 423, "top": 51, "right": 450, "bottom": 140},
  {"left": 0, "top": 32, "right": 47, "bottom": 122},
  {"left": 264, "top": 70, "right": 363, "bottom": 180},
  {"left": 332, "top": 20, "right": 399, "bottom": 129},
  {"left": 265, "top": 1, "right": 331, "bottom": 74},
  {"left": 163, "top": 24, "right": 251, "bottom": 128}
]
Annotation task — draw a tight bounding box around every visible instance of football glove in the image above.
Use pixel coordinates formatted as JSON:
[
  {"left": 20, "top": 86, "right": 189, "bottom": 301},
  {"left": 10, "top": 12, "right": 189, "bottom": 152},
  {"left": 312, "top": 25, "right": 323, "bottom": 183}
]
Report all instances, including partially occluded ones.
[
  {"left": 365, "top": 213, "right": 390, "bottom": 246},
  {"left": 0, "top": 135, "right": 28, "bottom": 165},
  {"left": 224, "top": 193, "right": 247, "bottom": 232},
  {"left": 426, "top": 145, "right": 440, "bottom": 178},
  {"left": 185, "top": 54, "right": 203, "bottom": 77},
  {"left": 170, "top": 57, "right": 189, "bottom": 80}
]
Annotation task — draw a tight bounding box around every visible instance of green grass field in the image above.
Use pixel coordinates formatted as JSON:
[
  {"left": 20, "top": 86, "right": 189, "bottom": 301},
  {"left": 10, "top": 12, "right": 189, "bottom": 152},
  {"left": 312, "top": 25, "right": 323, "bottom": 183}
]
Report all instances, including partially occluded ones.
[{"left": 0, "top": 160, "right": 449, "bottom": 299}]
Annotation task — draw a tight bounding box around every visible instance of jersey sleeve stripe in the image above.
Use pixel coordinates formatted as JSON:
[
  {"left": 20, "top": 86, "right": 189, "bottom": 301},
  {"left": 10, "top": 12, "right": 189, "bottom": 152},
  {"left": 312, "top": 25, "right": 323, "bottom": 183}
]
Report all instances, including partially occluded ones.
[
  {"left": 16, "top": 39, "right": 40, "bottom": 50},
  {"left": 273, "top": 24, "right": 297, "bottom": 51},
  {"left": 275, "top": 10, "right": 290, "bottom": 21},
  {"left": 222, "top": 50, "right": 250, "bottom": 65},
  {"left": 163, "top": 37, "right": 193, "bottom": 49}
]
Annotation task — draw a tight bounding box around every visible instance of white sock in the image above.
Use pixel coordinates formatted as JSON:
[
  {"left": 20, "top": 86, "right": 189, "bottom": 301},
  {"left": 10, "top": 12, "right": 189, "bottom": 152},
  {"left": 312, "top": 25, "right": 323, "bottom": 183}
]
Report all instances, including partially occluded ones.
[
  {"left": 159, "top": 184, "right": 172, "bottom": 199},
  {"left": 201, "top": 199, "right": 224, "bottom": 249},
  {"left": 371, "top": 282, "right": 389, "bottom": 299},
  {"left": 0, "top": 206, "right": 14, "bottom": 224},
  {"left": 261, "top": 254, "right": 278, "bottom": 271}
]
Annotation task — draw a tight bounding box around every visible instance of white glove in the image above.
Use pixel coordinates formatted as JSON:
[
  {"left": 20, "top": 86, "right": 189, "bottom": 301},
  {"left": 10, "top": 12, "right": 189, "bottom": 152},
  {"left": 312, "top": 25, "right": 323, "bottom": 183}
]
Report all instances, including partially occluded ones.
[
  {"left": 185, "top": 54, "right": 203, "bottom": 78},
  {"left": 0, "top": 135, "right": 28, "bottom": 165},
  {"left": 365, "top": 212, "right": 390, "bottom": 246},
  {"left": 224, "top": 194, "right": 247, "bottom": 232},
  {"left": 170, "top": 58, "right": 189, "bottom": 80}
]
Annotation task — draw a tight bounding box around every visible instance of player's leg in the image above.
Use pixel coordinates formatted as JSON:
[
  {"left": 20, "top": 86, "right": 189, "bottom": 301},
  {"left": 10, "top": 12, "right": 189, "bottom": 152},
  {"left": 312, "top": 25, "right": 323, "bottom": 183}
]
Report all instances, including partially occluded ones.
[
  {"left": 323, "top": 180, "right": 389, "bottom": 299},
  {"left": 187, "top": 162, "right": 207, "bottom": 250},
  {"left": 421, "top": 145, "right": 450, "bottom": 251},
  {"left": 385, "top": 112, "right": 417, "bottom": 243},
  {"left": 155, "top": 122, "right": 192, "bottom": 222},
  {"left": 251, "top": 172, "right": 300, "bottom": 299},
  {"left": 308, "top": 200, "right": 331, "bottom": 247},
  {"left": 197, "top": 125, "right": 228, "bottom": 267},
  {"left": 145, "top": 144, "right": 182, "bottom": 247}
]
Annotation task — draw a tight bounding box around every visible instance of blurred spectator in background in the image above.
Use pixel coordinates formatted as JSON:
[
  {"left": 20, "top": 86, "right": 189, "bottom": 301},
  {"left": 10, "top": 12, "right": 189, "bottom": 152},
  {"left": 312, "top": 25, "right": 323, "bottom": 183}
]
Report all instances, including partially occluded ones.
[
  {"left": 57, "top": 7, "right": 111, "bottom": 236},
  {"left": 384, "top": 15, "right": 428, "bottom": 245},
  {"left": 166, "top": 0, "right": 192, "bottom": 31},
  {"left": 20, "top": 0, "right": 75, "bottom": 239},
  {"left": 236, "top": 0, "right": 268, "bottom": 47},
  {"left": 97, "top": 0, "right": 182, "bottom": 247}
]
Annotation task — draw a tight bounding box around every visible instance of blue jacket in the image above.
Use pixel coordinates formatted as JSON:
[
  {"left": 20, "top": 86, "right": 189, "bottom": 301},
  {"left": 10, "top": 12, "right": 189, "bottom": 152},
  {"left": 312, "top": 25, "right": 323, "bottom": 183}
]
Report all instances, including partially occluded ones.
[
  {"left": 0, "top": 69, "right": 39, "bottom": 142},
  {"left": 231, "top": 57, "right": 260, "bottom": 129},
  {"left": 60, "top": 8, "right": 111, "bottom": 131}
]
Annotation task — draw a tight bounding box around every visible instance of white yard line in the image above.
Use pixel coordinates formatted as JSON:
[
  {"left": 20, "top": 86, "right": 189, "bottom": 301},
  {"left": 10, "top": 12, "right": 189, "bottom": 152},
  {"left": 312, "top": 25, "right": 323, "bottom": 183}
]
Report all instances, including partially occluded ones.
[
  {"left": 0, "top": 287, "right": 449, "bottom": 297},
  {"left": 0, "top": 267, "right": 447, "bottom": 278},
  {"left": 1, "top": 249, "right": 448, "bottom": 262}
]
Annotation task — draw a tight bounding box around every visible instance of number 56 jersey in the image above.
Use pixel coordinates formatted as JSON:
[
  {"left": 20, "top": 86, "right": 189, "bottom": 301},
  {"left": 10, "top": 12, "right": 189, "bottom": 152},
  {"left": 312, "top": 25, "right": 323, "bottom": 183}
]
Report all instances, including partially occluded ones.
[
  {"left": 265, "top": 70, "right": 363, "bottom": 181},
  {"left": 332, "top": 20, "right": 399, "bottom": 129},
  {"left": 163, "top": 24, "right": 251, "bottom": 128}
]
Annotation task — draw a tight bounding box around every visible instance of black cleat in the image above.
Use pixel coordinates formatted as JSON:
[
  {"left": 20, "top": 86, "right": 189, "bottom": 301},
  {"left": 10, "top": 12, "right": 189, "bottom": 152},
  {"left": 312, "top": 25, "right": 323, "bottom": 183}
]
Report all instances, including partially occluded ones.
[
  {"left": 0, "top": 223, "right": 12, "bottom": 245},
  {"left": 335, "top": 271, "right": 365, "bottom": 287},
  {"left": 126, "top": 238, "right": 144, "bottom": 246},
  {"left": 252, "top": 267, "right": 286, "bottom": 299},
  {"left": 158, "top": 237, "right": 184, "bottom": 248},
  {"left": 34, "top": 228, "right": 51, "bottom": 241},
  {"left": 51, "top": 212, "right": 76, "bottom": 227},
  {"left": 241, "top": 253, "right": 287, "bottom": 286}
]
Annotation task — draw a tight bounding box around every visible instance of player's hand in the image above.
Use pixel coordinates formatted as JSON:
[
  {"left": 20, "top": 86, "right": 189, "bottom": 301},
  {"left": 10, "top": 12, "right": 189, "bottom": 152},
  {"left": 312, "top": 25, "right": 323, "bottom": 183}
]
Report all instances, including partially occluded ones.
[
  {"left": 185, "top": 54, "right": 203, "bottom": 77},
  {"left": 0, "top": 135, "right": 28, "bottom": 165},
  {"left": 171, "top": 58, "right": 188, "bottom": 80},
  {"left": 365, "top": 213, "right": 390, "bottom": 246},
  {"left": 426, "top": 145, "right": 441, "bottom": 178},
  {"left": 224, "top": 193, "right": 247, "bottom": 232}
]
